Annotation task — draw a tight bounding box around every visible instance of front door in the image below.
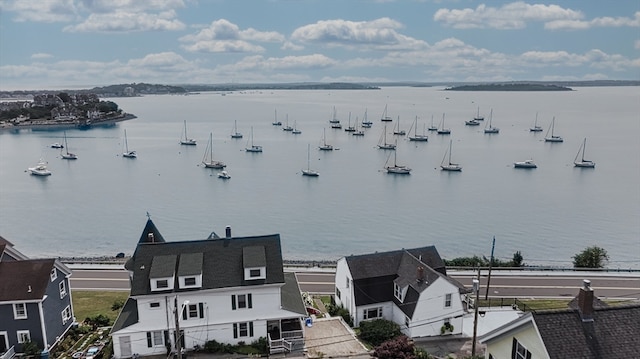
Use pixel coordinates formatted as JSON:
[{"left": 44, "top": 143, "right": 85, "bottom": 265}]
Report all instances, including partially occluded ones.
[{"left": 119, "top": 336, "right": 131, "bottom": 357}]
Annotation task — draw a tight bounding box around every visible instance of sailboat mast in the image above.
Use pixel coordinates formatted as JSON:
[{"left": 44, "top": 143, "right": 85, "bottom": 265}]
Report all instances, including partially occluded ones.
[{"left": 448, "top": 140, "right": 453, "bottom": 165}]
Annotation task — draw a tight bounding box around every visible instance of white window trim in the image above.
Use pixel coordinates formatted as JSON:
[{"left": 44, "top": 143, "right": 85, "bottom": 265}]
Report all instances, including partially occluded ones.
[
  {"left": 13, "top": 303, "right": 27, "bottom": 320},
  {"left": 50, "top": 268, "right": 57, "bottom": 281},
  {"left": 59, "top": 280, "right": 67, "bottom": 299},
  {"left": 17, "top": 330, "right": 30, "bottom": 344},
  {"left": 244, "top": 267, "right": 266, "bottom": 280},
  {"left": 444, "top": 293, "right": 452, "bottom": 308},
  {"left": 363, "top": 307, "right": 383, "bottom": 320},
  {"left": 150, "top": 331, "right": 164, "bottom": 347},
  {"left": 394, "top": 283, "right": 405, "bottom": 302},
  {"left": 61, "top": 306, "right": 72, "bottom": 324},
  {"left": 149, "top": 302, "right": 161, "bottom": 309},
  {"left": 185, "top": 303, "right": 202, "bottom": 319},
  {"left": 0, "top": 331, "right": 8, "bottom": 351}
]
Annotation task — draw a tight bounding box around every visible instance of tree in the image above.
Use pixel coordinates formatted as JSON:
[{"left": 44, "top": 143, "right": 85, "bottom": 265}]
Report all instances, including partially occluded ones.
[
  {"left": 511, "top": 251, "right": 524, "bottom": 267},
  {"left": 573, "top": 246, "right": 609, "bottom": 268}
]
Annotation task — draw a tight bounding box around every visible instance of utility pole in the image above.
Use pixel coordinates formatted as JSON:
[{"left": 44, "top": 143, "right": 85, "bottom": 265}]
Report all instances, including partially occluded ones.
[
  {"left": 485, "top": 236, "right": 496, "bottom": 300},
  {"left": 174, "top": 296, "right": 182, "bottom": 359},
  {"left": 471, "top": 270, "right": 480, "bottom": 357}
]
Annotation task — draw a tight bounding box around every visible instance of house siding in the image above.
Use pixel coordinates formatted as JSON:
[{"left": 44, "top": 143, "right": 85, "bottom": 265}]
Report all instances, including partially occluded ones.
[
  {"left": 0, "top": 302, "right": 43, "bottom": 353},
  {"left": 42, "top": 274, "right": 74, "bottom": 349},
  {"left": 484, "top": 324, "right": 549, "bottom": 359}
]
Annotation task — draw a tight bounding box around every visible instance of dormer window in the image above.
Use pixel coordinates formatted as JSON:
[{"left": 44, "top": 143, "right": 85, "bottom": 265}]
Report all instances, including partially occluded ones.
[
  {"left": 394, "top": 282, "right": 406, "bottom": 302},
  {"left": 243, "top": 245, "right": 267, "bottom": 281},
  {"left": 244, "top": 267, "right": 266, "bottom": 280},
  {"left": 178, "top": 253, "right": 203, "bottom": 289},
  {"left": 156, "top": 279, "right": 168, "bottom": 289},
  {"left": 149, "top": 255, "right": 176, "bottom": 292}
]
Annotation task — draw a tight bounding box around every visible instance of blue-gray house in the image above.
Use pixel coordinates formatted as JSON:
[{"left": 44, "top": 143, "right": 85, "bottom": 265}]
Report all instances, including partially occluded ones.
[{"left": 0, "top": 236, "right": 74, "bottom": 359}]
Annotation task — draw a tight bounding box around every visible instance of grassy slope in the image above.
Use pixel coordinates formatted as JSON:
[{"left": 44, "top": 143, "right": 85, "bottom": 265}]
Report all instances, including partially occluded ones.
[{"left": 72, "top": 291, "right": 129, "bottom": 323}]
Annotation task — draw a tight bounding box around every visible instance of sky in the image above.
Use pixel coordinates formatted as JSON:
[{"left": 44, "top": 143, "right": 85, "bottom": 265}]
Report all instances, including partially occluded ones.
[{"left": 0, "top": 0, "right": 638, "bottom": 90}]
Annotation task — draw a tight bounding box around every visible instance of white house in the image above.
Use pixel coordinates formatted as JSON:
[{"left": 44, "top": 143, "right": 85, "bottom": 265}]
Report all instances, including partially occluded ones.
[
  {"left": 334, "top": 246, "right": 469, "bottom": 338},
  {"left": 110, "top": 219, "right": 307, "bottom": 358}
]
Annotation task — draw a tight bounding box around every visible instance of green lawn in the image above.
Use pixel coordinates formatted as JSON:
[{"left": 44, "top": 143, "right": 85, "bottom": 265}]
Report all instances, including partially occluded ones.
[{"left": 72, "top": 291, "right": 129, "bottom": 324}]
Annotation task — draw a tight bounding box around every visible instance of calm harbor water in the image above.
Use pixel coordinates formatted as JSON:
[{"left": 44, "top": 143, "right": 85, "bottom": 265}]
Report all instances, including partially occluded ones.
[{"left": 0, "top": 87, "right": 638, "bottom": 268}]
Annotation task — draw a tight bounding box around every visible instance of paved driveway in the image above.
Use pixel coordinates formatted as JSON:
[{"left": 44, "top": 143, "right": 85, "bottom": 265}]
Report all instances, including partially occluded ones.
[{"left": 303, "top": 317, "right": 370, "bottom": 358}]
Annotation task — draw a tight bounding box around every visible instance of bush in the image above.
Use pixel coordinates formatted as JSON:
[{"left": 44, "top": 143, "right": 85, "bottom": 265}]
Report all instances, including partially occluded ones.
[
  {"left": 326, "top": 303, "right": 353, "bottom": 327},
  {"left": 111, "top": 299, "right": 125, "bottom": 311},
  {"left": 573, "top": 246, "right": 609, "bottom": 268},
  {"left": 358, "top": 319, "right": 402, "bottom": 347},
  {"left": 22, "top": 340, "right": 40, "bottom": 356}
]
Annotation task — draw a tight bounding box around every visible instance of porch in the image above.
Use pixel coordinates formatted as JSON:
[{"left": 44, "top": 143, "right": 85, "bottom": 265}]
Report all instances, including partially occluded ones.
[{"left": 267, "top": 318, "right": 304, "bottom": 354}]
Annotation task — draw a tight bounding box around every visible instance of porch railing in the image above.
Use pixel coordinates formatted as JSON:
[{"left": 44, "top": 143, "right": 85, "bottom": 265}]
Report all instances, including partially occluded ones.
[
  {"left": 282, "top": 329, "right": 303, "bottom": 340},
  {"left": 268, "top": 334, "right": 293, "bottom": 355},
  {"left": 0, "top": 346, "right": 16, "bottom": 359}
]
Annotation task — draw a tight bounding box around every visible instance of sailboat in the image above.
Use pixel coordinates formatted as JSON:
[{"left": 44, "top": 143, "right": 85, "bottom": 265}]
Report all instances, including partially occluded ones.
[
  {"left": 361, "top": 109, "right": 373, "bottom": 128},
  {"left": 440, "top": 139, "right": 462, "bottom": 171},
  {"left": 380, "top": 104, "right": 393, "bottom": 122},
  {"left": 301, "top": 144, "right": 319, "bottom": 177},
  {"left": 352, "top": 117, "right": 365, "bottom": 136},
  {"left": 282, "top": 114, "right": 293, "bottom": 131},
  {"left": 544, "top": 116, "right": 563, "bottom": 142},
  {"left": 574, "top": 138, "right": 595, "bottom": 168},
  {"left": 473, "top": 106, "right": 484, "bottom": 121},
  {"left": 202, "top": 133, "right": 226, "bottom": 168},
  {"left": 292, "top": 120, "right": 302, "bottom": 134},
  {"left": 272, "top": 109, "right": 282, "bottom": 126},
  {"left": 484, "top": 109, "right": 499, "bottom": 134},
  {"left": 530, "top": 112, "right": 543, "bottom": 132},
  {"left": 428, "top": 115, "right": 438, "bottom": 131},
  {"left": 437, "top": 113, "right": 451, "bottom": 135},
  {"left": 230, "top": 120, "right": 243, "bottom": 139},
  {"left": 377, "top": 125, "right": 396, "bottom": 150},
  {"left": 384, "top": 144, "right": 411, "bottom": 174},
  {"left": 329, "top": 106, "right": 340, "bottom": 124},
  {"left": 408, "top": 116, "right": 428, "bottom": 142},
  {"left": 122, "top": 129, "right": 137, "bottom": 158},
  {"left": 393, "top": 116, "right": 406, "bottom": 135},
  {"left": 344, "top": 112, "right": 356, "bottom": 132},
  {"left": 466, "top": 107, "right": 482, "bottom": 126},
  {"left": 60, "top": 131, "right": 78, "bottom": 160},
  {"left": 180, "top": 120, "right": 197, "bottom": 145},
  {"left": 245, "top": 127, "right": 263, "bottom": 152},
  {"left": 318, "top": 128, "right": 334, "bottom": 150}
]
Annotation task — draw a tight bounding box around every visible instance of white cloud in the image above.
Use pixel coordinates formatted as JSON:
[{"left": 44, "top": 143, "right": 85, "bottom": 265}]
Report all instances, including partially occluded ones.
[
  {"left": 77, "top": 0, "right": 186, "bottom": 14},
  {"left": 180, "top": 19, "right": 284, "bottom": 53},
  {"left": 290, "top": 18, "right": 428, "bottom": 51},
  {"left": 3, "top": 0, "right": 78, "bottom": 23},
  {"left": 434, "top": 2, "right": 583, "bottom": 29},
  {"left": 63, "top": 10, "right": 185, "bottom": 32},
  {"left": 545, "top": 12, "right": 640, "bottom": 30},
  {"left": 31, "top": 53, "right": 54, "bottom": 59}
]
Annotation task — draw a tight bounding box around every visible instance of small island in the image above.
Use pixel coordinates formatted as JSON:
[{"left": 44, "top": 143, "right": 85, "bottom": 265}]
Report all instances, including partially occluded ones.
[{"left": 445, "top": 83, "right": 573, "bottom": 91}]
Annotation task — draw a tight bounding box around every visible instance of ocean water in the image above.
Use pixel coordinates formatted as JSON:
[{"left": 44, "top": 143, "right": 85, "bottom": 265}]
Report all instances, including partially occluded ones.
[{"left": 0, "top": 86, "right": 638, "bottom": 268}]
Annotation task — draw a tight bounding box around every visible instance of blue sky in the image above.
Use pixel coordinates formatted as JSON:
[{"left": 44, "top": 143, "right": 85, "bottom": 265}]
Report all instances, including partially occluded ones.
[{"left": 0, "top": 0, "right": 638, "bottom": 90}]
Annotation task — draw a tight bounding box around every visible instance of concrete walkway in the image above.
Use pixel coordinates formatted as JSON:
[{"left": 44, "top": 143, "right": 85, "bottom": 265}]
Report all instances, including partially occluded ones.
[{"left": 303, "top": 317, "right": 370, "bottom": 358}]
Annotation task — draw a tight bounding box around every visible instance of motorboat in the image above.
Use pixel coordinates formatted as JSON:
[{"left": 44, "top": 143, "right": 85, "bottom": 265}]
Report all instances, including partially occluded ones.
[
  {"left": 217, "top": 170, "right": 231, "bottom": 179},
  {"left": 514, "top": 159, "right": 537, "bottom": 168},
  {"left": 28, "top": 159, "right": 52, "bottom": 176}
]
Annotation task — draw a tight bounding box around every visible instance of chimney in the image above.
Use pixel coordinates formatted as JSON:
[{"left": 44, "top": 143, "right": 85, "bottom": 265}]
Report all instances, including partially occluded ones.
[
  {"left": 225, "top": 226, "right": 232, "bottom": 239},
  {"left": 578, "top": 279, "right": 594, "bottom": 322},
  {"left": 147, "top": 233, "right": 154, "bottom": 242},
  {"left": 416, "top": 266, "right": 425, "bottom": 283}
]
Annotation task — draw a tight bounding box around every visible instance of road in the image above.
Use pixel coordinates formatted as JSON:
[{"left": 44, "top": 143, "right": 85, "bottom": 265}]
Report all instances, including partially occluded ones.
[{"left": 69, "top": 268, "right": 640, "bottom": 300}]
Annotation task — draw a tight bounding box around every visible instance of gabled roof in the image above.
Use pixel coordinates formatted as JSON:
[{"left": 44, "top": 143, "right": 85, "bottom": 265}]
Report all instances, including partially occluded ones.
[
  {"left": 281, "top": 272, "right": 307, "bottom": 316},
  {"left": 129, "top": 234, "right": 285, "bottom": 296},
  {"left": 533, "top": 304, "right": 640, "bottom": 358},
  {"left": 0, "top": 235, "right": 30, "bottom": 261},
  {"left": 0, "top": 259, "right": 56, "bottom": 301},
  {"left": 110, "top": 297, "right": 139, "bottom": 333},
  {"left": 345, "top": 246, "right": 446, "bottom": 280},
  {"left": 137, "top": 218, "right": 166, "bottom": 244}
]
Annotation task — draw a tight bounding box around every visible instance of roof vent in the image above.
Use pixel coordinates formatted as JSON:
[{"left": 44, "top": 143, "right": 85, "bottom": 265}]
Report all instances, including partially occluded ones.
[
  {"left": 27, "top": 285, "right": 32, "bottom": 293},
  {"left": 148, "top": 233, "right": 154, "bottom": 242},
  {"left": 417, "top": 266, "right": 425, "bottom": 283},
  {"left": 225, "top": 226, "right": 232, "bottom": 239}
]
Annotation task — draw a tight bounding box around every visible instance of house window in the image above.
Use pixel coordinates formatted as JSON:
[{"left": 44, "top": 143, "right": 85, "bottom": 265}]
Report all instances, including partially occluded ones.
[
  {"left": 363, "top": 307, "right": 382, "bottom": 320},
  {"left": 17, "top": 330, "right": 30, "bottom": 344},
  {"left": 182, "top": 303, "right": 205, "bottom": 320},
  {"left": 13, "top": 303, "right": 27, "bottom": 319},
  {"left": 346, "top": 278, "right": 350, "bottom": 288},
  {"left": 184, "top": 277, "right": 196, "bottom": 286},
  {"left": 59, "top": 281, "right": 67, "bottom": 299},
  {"left": 149, "top": 302, "right": 161, "bottom": 309},
  {"left": 444, "top": 293, "right": 452, "bottom": 307},
  {"left": 50, "top": 268, "right": 57, "bottom": 281},
  {"left": 394, "top": 283, "right": 404, "bottom": 302},
  {"left": 404, "top": 316, "right": 410, "bottom": 328},
  {"left": 232, "top": 294, "right": 253, "bottom": 310},
  {"left": 335, "top": 287, "right": 341, "bottom": 299},
  {"left": 249, "top": 269, "right": 261, "bottom": 278},
  {"left": 61, "top": 306, "right": 72, "bottom": 325},
  {"left": 233, "top": 322, "right": 254, "bottom": 338},
  {"left": 146, "top": 331, "right": 164, "bottom": 347},
  {"left": 156, "top": 279, "right": 169, "bottom": 289},
  {"left": 512, "top": 338, "right": 532, "bottom": 359}
]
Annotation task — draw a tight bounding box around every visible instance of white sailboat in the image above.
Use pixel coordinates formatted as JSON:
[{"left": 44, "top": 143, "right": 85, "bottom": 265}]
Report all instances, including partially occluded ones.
[
  {"left": 384, "top": 144, "right": 411, "bottom": 174},
  {"left": 272, "top": 109, "right": 282, "bottom": 126},
  {"left": 377, "top": 125, "right": 396, "bottom": 150},
  {"left": 530, "top": 112, "right": 543, "bottom": 132},
  {"left": 180, "top": 120, "right": 197, "bottom": 145},
  {"left": 202, "top": 132, "right": 226, "bottom": 169},
  {"left": 292, "top": 120, "right": 302, "bottom": 134},
  {"left": 60, "top": 131, "right": 78, "bottom": 160},
  {"left": 344, "top": 112, "right": 356, "bottom": 132},
  {"left": 318, "top": 128, "right": 334, "bottom": 151},
  {"left": 361, "top": 109, "right": 373, "bottom": 128},
  {"left": 437, "top": 113, "right": 451, "bottom": 135},
  {"left": 28, "top": 158, "right": 52, "bottom": 176},
  {"left": 440, "top": 139, "right": 462, "bottom": 171},
  {"left": 282, "top": 114, "right": 293, "bottom": 131},
  {"left": 408, "top": 116, "right": 428, "bottom": 142},
  {"left": 380, "top": 104, "right": 393, "bottom": 122},
  {"left": 393, "top": 116, "right": 406, "bottom": 135},
  {"left": 329, "top": 106, "right": 340, "bottom": 124},
  {"left": 544, "top": 116, "right": 563, "bottom": 142},
  {"left": 245, "top": 127, "right": 263, "bottom": 152},
  {"left": 574, "top": 138, "right": 595, "bottom": 168},
  {"left": 122, "top": 129, "right": 137, "bottom": 158},
  {"left": 352, "top": 117, "right": 365, "bottom": 136},
  {"left": 484, "top": 109, "right": 499, "bottom": 134},
  {"left": 230, "top": 120, "right": 243, "bottom": 139},
  {"left": 473, "top": 106, "right": 484, "bottom": 121},
  {"left": 428, "top": 115, "right": 438, "bottom": 131},
  {"left": 466, "top": 107, "right": 482, "bottom": 126},
  {"left": 301, "top": 143, "right": 319, "bottom": 177}
]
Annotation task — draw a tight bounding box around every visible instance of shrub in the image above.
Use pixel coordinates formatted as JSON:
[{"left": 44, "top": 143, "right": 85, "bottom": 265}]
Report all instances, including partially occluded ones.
[
  {"left": 326, "top": 303, "right": 353, "bottom": 327},
  {"left": 111, "top": 299, "right": 125, "bottom": 311},
  {"left": 573, "top": 246, "right": 609, "bottom": 268},
  {"left": 358, "top": 319, "right": 402, "bottom": 347}
]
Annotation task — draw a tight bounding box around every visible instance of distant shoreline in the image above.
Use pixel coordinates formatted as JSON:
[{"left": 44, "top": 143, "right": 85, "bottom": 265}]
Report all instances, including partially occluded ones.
[
  {"left": 445, "top": 83, "right": 573, "bottom": 91},
  {"left": 0, "top": 113, "right": 136, "bottom": 132}
]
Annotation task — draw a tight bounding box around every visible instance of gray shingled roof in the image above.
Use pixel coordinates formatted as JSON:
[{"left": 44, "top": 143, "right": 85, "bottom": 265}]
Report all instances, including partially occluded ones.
[
  {"left": 533, "top": 304, "right": 640, "bottom": 358},
  {"left": 0, "top": 259, "right": 55, "bottom": 301},
  {"left": 345, "top": 246, "right": 446, "bottom": 280},
  {"left": 129, "top": 234, "right": 285, "bottom": 296},
  {"left": 110, "top": 298, "right": 139, "bottom": 333},
  {"left": 281, "top": 272, "right": 307, "bottom": 316}
]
